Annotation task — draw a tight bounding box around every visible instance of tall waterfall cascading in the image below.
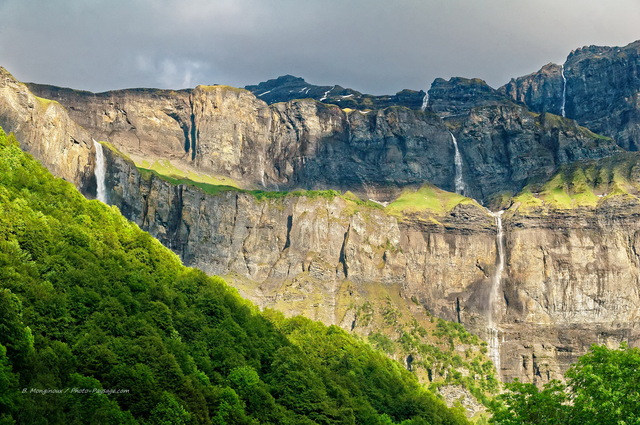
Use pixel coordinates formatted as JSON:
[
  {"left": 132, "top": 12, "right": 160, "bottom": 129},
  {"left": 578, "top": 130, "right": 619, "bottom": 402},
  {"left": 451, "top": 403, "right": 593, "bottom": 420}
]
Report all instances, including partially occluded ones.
[
  {"left": 421, "top": 92, "right": 429, "bottom": 111},
  {"left": 561, "top": 65, "right": 567, "bottom": 118},
  {"left": 487, "top": 210, "right": 505, "bottom": 375},
  {"left": 450, "top": 132, "right": 466, "bottom": 196},
  {"left": 93, "top": 139, "right": 107, "bottom": 203}
]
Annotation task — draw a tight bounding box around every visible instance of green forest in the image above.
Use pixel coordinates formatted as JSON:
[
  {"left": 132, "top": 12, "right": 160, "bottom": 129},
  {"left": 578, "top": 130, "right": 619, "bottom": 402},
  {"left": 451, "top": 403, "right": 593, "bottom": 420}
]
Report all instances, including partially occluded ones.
[
  {"left": 0, "top": 127, "right": 470, "bottom": 424},
  {"left": 489, "top": 343, "right": 640, "bottom": 424}
]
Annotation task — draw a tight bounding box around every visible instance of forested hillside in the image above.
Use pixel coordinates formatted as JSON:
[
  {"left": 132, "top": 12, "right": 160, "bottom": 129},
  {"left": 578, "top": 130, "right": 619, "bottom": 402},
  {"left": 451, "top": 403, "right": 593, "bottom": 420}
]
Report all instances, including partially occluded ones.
[{"left": 0, "top": 127, "right": 468, "bottom": 424}]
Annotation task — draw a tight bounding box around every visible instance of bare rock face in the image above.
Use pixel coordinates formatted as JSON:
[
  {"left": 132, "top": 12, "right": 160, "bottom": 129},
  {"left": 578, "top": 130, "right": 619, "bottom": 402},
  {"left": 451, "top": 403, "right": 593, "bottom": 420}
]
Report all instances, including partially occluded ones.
[
  {"left": 28, "top": 79, "right": 621, "bottom": 203},
  {"left": 23, "top": 83, "right": 195, "bottom": 170},
  {"left": 428, "top": 77, "right": 511, "bottom": 118},
  {"left": 427, "top": 77, "right": 622, "bottom": 200},
  {"left": 501, "top": 63, "right": 565, "bottom": 116},
  {"left": 0, "top": 68, "right": 95, "bottom": 190},
  {"left": 501, "top": 40, "right": 640, "bottom": 151},
  {"left": 497, "top": 203, "right": 640, "bottom": 382}
]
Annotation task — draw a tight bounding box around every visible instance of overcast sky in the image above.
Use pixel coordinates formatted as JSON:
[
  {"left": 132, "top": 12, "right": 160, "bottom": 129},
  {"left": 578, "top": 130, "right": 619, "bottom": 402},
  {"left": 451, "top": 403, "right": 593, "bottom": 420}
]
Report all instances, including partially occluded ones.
[{"left": 0, "top": 0, "right": 638, "bottom": 94}]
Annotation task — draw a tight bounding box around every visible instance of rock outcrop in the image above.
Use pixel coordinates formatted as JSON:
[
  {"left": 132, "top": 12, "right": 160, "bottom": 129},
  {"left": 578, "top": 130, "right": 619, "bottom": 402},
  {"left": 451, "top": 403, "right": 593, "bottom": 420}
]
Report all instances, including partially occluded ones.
[
  {"left": 428, "top": 77, "right": 512, "bottom": 118},
  {"left": 0, "top": 68, "right": 95, "bottom": 190},
  {"left": 502, "top": 40, "right": 640, "bottom": 151},
  {"left": 427, "top": 77, "right": 621, "bottom": 200}
]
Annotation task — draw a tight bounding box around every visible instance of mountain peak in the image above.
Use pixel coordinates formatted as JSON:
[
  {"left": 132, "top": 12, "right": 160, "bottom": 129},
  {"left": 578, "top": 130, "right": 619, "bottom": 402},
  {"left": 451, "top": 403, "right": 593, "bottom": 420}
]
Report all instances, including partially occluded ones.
[
  {"left": 245, "top": 76, "right": 426, "bottom": 110},
  {"left": 428, "top": 76, "right": 511, "bottom": 117}
]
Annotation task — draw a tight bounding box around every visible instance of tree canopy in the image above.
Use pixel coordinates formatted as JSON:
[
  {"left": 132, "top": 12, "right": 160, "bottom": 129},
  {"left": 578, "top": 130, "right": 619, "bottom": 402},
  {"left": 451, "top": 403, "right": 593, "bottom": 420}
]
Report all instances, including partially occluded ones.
[{"left": 490, "top": 343, "right": 640, "bottom": 425}]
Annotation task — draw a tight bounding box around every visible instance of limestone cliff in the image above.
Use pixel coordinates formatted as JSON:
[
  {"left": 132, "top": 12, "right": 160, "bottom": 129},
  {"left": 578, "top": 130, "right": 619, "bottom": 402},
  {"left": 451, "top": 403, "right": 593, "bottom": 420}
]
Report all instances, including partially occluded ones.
[
  {"left": 0, "top": 67, "right": 95, "bottom": 190},
  {"left": 501, "top": 40, "right": 640, "bottom": 151},
  {"left": 99, "top": 145, "right": 640, "bottom": 387},
  {"left": 28, "top": 78, "right": 620, "bottom": 203}
]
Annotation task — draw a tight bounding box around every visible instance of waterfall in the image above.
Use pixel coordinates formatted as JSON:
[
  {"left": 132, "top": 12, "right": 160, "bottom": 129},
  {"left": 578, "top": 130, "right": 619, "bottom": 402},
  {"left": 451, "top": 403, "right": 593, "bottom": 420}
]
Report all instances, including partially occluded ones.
[
  {"left": 487, "top": 210, "right": 505, "bottom": 375},
  {"left": 344, "top": 110, "right": 352, "bottom": 142},
  {"left": 421, "top": 92, "right": 429, "bottom": 111},
  {"left": 450, "top": 132, "right": 466, "bottom": 196},
  {"left": 258, "top": 150, "right": 266, "bottom": 188},
  {"left": 561, "top": 65, "right": 567, "bottom": 118},
  {"left": 93, "top": 139, "right": 107, "bottom": 203}
]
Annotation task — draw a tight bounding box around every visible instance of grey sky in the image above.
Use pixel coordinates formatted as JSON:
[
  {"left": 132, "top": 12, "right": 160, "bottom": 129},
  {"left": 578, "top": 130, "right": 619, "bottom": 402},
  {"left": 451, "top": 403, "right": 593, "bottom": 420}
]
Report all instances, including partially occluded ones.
[{"left": 0, "top": 0, "right": 638, "bottom": 94}]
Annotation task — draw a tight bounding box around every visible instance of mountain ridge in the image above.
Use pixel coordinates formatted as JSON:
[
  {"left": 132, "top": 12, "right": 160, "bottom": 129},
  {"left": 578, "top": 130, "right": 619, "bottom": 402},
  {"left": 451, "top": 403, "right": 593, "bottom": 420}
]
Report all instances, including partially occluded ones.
[{"left": 23, "top": 68, "right": 621, "bottom": 203}]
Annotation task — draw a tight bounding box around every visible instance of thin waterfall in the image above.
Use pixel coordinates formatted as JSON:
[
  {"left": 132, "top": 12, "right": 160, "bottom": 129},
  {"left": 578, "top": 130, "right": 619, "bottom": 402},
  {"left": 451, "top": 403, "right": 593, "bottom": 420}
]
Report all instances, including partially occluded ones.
[
  {"left": 258, "top": 150, "right": 266, "bottom": 188},
  {"left": 450, "top": 132, "right": 466, "bottom": 195},
  {"left": 421, "top": 92, "right": 429, "bottom": 111},
  {"left": 344, "top": 109, "right": 352, "bottom": 142},
  {"left": 561, "top": 65, "right": 567, "bottom": 118},
  {"left": 93, "top": 139, "right": 107, "bottom": 203},
  {"left": 487, "top": 210, "right": 505, "bottom": 375}
]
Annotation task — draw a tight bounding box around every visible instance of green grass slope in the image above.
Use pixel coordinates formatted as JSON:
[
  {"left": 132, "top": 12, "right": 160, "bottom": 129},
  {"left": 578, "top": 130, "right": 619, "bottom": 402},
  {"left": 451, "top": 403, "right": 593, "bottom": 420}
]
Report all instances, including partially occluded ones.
[
  {"left": 511, "top": 152, "right": 640, "bottom": 211},
  {"left": 0, "top": 127, "right": 468, "bottom": 424}
]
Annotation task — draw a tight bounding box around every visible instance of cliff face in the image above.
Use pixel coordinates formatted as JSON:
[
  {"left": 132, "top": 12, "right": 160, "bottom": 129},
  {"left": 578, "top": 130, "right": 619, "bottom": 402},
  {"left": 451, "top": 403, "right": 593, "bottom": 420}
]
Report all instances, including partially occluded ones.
[
  {"left": 29, "top": 78, "right": 620, "bottom": 203},
  {"left": 428, "top": 77, "right": 621, "bottom": 199},
  {"left": 501, "top": 63, "right": 564, "bottom": 116},
  {"left": 501, "top": 40, "right": 640, "bottom": 151},
  {"left": 28, "top": 82, "right": 452, "bottom": 200},
  {"left": 498, "top": 202, "right": 640, "bottom": 382},
  {"left": 101, "top": 147, "right": 640, "bottom": 386},
  {"left": 0, "top": 68, "right": 95, "bottom": 190}
]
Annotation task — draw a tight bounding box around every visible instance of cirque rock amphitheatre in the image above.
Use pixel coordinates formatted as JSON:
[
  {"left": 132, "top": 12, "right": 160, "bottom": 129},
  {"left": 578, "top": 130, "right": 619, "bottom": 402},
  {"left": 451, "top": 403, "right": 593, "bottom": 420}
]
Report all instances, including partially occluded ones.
[{"left": 2, "top": 40, "right": 640, "bottom": 404}]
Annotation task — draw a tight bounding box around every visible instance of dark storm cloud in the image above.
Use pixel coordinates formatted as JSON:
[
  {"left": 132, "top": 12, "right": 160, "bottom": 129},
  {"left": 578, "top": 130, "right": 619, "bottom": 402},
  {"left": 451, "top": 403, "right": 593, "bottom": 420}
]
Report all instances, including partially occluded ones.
[{"left": 0, "top": 0, "right": 638, "bottom": 94}]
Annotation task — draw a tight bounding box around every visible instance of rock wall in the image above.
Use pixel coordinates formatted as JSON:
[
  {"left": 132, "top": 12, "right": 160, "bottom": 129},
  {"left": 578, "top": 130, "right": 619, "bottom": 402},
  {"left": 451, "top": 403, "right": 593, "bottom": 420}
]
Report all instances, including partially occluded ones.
[
  {"left": 102, "top": 148, "right": 640, "bottom": 384},
  {"left": 29, "top": 79, "right": 620, "bottom": 202},
  {"left": 0, "top": 68, "right": 95, "bottom": 190},
  {"left": 4, "top": 51, "right": 640, "bottom": 387},
  {"left": 501, "top": 40, "right": 640, "bottom": 151},
  {"left": 498, "top": 203, "right": 640, "bottom": 382}
]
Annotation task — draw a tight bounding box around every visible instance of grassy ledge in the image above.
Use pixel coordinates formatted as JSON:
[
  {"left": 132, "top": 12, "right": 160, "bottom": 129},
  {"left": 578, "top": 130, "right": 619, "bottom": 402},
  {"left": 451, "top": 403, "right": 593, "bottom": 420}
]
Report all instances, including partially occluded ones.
[
  {"left": 385, "top": 184, "right": 479, "bottom": 218},
  {"left": 512, "top": 152, "right": 640, "bottom": 211}
]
